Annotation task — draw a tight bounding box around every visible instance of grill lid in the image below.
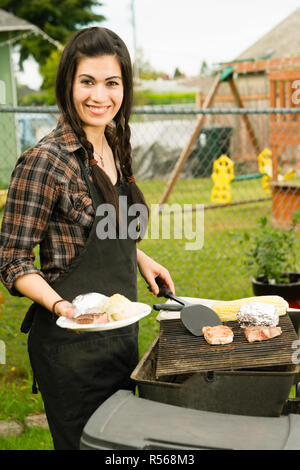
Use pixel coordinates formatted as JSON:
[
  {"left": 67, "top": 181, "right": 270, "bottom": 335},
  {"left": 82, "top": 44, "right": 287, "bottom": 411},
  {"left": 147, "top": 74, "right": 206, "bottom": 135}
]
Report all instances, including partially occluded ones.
[{"left": 156, "top": 315, "right": 298, "bottom": 378}]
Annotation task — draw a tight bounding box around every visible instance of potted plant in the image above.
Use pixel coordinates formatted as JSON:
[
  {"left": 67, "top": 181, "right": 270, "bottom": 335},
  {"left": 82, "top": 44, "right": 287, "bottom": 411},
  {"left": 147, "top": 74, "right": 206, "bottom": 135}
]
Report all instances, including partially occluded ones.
[{"left": 244, "top": 210, "right": 300, "bottom": 305}]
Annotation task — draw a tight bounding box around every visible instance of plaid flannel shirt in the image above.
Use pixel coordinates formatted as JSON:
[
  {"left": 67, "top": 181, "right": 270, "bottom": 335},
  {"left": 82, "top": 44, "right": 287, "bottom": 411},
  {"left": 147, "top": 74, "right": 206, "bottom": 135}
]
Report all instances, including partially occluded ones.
[{"left": 0, "top": 118, "right": 98, "bottom": 296}]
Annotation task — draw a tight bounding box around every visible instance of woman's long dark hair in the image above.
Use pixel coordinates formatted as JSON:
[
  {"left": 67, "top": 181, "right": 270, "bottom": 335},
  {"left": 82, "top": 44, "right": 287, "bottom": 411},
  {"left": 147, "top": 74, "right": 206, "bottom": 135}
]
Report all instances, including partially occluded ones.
[{"left": 55, "top": 27, "right": 148, "bottom": 239}]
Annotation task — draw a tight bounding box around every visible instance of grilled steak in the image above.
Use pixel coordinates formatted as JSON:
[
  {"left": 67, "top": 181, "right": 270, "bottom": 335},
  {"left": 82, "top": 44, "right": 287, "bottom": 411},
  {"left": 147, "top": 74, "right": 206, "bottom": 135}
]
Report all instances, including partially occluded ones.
[
  {"left": 244, "top": 326, "right": 282, "bottom": 343},
  {"left": 75, "top": 312, "right": 109, "bottom": 324},
  {"left": 202, "top": 325, "right": 234, "bottom": 345}
]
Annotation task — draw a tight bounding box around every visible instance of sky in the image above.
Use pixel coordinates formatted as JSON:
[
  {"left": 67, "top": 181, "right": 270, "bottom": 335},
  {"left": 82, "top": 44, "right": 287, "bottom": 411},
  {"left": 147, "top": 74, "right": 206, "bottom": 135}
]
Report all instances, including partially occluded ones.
[{"left": 16, "top": 0, "right": 300, "bottom": 89}]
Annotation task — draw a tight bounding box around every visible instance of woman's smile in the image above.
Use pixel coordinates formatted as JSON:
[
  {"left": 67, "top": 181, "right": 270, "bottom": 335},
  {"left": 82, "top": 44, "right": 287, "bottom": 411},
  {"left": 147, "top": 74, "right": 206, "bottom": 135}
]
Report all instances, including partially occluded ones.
[{"left": 86, "top": 104, "right": 112, "bottom": 116}]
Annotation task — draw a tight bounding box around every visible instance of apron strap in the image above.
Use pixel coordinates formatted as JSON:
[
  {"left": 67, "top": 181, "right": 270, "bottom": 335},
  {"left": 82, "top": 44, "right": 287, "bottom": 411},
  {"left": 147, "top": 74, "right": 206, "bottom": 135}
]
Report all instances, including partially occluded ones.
[
  {"left": 32, "top": 373, "right": 39, "bottom": 394},
  {"left": 77, "top": 156, "right": 104, "bottom": 209},
  {"left": 20, "top": 303, "right": 39, "bottom": 394},
  {"left": 20, "top": 302, "right": 37, "bottom": 333}
]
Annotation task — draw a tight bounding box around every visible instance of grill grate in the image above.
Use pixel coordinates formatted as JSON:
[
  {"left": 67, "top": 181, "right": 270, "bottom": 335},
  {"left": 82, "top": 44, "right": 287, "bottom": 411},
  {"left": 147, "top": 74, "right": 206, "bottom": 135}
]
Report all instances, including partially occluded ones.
[{"left": 156, "top": 315, "right": 298, "bottom": 378}]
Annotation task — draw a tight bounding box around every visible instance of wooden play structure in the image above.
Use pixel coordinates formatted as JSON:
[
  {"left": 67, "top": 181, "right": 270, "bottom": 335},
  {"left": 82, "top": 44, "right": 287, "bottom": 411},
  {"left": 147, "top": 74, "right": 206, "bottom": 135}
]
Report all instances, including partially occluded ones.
[
  {"left": 268, "top": 69, "right": 300, "bottom": 228},
  {"left": 158, "top": 57, "right": 300, "bottom": 210},
  {"left": 271, "top": 181, "right": 300, "bottom": 229},
  {"left": 269, "top": 69, "right": 300, "bottom": 179}
]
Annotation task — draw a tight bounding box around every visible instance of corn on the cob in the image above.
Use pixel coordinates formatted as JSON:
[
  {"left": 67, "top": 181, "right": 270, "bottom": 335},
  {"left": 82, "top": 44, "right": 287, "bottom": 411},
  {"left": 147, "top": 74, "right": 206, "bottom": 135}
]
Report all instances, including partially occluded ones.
[{"left": 211, "top": 296, "right": 289, "bottom": 322}]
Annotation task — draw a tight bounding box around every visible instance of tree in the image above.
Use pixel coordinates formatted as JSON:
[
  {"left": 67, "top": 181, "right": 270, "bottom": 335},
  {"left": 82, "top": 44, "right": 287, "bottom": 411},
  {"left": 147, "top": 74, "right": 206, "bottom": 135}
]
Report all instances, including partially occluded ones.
[
  {"left": 200, "top": 60, "right": 210, "bottom": 76},
  {"left": 134, "top": 47, "right": 167, "bottom": 80},
  {"left": 40, "top": 49, "right": 62, "bottom": 104},
  {"left": 173, "top": 67, "right": 182, "bottom": 79},
  {"left": 0, "top": 0, "right": 105, "bottom": 66}
]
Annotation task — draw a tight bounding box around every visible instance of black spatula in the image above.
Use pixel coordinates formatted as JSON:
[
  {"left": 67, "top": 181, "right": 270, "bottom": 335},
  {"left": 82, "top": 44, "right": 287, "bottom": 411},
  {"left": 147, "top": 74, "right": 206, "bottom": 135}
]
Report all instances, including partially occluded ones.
[
  {"left": 180, "top": 303, "right": 223, "bottom": 336},
  {"left": 153, "top": 277, "right": 222, "bottom": 336}
]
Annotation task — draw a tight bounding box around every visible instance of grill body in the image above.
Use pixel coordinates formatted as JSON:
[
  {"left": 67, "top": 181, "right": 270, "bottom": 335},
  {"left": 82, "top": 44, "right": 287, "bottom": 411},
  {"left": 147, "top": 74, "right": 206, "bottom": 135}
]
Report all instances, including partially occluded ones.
[{"left": 131, "top": 335, "right": 299, "bottom": 417}]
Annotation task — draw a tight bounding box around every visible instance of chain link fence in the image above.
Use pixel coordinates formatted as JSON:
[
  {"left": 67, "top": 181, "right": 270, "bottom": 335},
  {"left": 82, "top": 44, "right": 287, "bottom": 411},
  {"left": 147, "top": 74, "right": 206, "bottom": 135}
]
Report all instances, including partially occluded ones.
[{"left": 0, "top": 106, "right": 299, "bottom": 302}]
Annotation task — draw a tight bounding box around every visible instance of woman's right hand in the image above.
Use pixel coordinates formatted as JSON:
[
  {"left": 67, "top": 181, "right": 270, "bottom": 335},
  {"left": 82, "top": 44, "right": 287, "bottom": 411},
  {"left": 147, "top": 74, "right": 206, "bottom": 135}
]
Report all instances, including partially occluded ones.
[{"left": 54, "top": 300, "right": 75, "bottom": 318}]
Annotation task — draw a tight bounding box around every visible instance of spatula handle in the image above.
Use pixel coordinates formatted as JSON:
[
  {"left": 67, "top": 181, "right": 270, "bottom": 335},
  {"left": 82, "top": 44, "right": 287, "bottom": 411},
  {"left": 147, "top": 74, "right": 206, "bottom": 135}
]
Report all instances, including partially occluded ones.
[
  {"left": 155, "top": 276, "right": 173, "bottom": 298},
  {"left": 147, "top": 276, "right": 170, "bottom": 296},
  {"left": 153, "top": 303, "right": 183, "bottom": 311},
  {"left": 155, "top": 276, "right": 186, "bottom": 305}
]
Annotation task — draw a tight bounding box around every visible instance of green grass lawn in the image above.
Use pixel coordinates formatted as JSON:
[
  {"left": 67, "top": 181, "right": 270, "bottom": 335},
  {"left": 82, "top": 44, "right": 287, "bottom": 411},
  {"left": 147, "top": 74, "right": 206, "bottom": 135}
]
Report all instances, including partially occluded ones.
[
  {"left": 0, "top": 428, "right": 53, "bottom": 450},
  {"left": 0, "top": 176, "right": 299, "bottom": 450}
]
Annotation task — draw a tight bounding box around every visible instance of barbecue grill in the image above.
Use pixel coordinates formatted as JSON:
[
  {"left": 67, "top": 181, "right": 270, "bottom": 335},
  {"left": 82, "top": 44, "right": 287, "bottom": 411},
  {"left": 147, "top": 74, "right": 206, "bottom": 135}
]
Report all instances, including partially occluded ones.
[
  {"left": 132, "top": 335, "right": 299, "bottom": 417},
  {"left": 130, "top": 309, "right": 300, "bottom": 418},
  {"left": 80, "top": 303, "right": 300, "bottom": 450}
]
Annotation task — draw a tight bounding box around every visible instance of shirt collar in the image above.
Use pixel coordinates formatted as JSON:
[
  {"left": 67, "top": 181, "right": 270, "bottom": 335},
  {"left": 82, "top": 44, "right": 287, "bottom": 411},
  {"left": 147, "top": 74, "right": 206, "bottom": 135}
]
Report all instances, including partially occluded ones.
[
  {"left": 53, "top": 117, "right": 118, "bottom": 171},
  {"left": 54, "top": 116, "right": 84, "bottom": 154}
]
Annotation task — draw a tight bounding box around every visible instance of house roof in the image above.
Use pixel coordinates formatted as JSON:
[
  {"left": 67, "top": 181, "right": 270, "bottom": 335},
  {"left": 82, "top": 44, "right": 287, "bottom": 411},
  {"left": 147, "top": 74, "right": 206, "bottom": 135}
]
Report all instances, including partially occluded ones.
[
  {"left": 235, "top": 7, "right": 300, "bottom": 60},
  {"left": 0, "top": 8, "right": 36, "bottom": 32}
]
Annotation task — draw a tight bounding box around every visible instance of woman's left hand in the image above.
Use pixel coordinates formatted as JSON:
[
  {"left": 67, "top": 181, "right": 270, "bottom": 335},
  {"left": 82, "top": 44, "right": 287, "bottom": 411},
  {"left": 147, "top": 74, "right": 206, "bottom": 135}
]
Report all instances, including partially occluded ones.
[{"left": 137, "top": 249, "right": 175, "bottom": 296}]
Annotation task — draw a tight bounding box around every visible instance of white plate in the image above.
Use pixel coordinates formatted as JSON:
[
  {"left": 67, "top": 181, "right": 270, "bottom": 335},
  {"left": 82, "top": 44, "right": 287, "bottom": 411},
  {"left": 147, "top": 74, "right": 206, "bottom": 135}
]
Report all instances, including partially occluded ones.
[{"left": 56, "top": 302, "right": 152, "bottom": 331}]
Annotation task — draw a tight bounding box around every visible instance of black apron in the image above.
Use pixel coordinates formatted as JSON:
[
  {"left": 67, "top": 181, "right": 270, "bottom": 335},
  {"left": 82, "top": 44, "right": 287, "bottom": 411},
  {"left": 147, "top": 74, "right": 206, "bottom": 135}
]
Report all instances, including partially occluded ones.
[{"left": 21, "top": 155, "right": 139, "bottom": 450}]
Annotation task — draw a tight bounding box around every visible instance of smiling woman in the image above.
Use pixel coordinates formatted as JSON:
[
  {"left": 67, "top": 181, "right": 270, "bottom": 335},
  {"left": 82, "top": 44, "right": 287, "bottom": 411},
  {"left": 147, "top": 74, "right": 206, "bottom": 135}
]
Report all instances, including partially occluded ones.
[{"left": 0, "top": 26, "right": 175, "bottom": 451}]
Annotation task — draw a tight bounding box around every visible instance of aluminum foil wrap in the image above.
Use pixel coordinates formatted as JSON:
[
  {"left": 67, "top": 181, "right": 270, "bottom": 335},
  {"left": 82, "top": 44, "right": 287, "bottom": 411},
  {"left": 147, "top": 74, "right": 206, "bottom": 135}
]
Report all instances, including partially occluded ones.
[
  {"left": 236, "top": 302, "right": 279, "bottom": 328},
  {"left": 72, "top": 292, "right": 108, "bottom": 318}
]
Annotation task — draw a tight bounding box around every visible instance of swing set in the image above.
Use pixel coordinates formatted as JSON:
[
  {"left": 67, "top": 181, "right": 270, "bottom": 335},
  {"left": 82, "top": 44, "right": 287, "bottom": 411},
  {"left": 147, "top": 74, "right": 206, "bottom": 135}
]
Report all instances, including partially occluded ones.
[
  {"left": 158, "top": 56, "right": 300, "bottom": 210},
  {"left": 211, "top": 148, "right": 296, "bottom": 204}
]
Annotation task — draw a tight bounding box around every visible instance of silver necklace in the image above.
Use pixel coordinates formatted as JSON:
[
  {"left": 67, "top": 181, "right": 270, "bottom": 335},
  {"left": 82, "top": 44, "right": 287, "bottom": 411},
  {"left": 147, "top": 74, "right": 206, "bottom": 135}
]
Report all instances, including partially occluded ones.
[{"left": 94, "top": 138, "right": 105, "bottom": 167}]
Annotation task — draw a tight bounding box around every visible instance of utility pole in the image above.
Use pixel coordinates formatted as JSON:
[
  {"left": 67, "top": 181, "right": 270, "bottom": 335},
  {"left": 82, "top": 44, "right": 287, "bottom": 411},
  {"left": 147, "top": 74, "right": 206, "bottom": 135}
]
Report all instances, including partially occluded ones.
[{"left": 130, "top": 0, "right": 139, "bottom": 82}]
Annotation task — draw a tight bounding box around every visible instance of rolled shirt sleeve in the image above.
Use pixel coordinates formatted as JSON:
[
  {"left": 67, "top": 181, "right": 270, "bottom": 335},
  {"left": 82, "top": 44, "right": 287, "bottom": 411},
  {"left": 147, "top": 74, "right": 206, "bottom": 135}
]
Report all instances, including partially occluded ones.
[{"left": 0, "top": 147, "right": 57, "bottom": 296}]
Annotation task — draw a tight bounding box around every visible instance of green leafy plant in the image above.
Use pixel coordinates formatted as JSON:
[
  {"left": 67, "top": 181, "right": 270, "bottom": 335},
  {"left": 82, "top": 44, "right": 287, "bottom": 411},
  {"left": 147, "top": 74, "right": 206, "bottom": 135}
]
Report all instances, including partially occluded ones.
[{"left": 244, "top": 210, "right": 300, "bottom": 284}]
